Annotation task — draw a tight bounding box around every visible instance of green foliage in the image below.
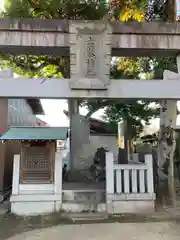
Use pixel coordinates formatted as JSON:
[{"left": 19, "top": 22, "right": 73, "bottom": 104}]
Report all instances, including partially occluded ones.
[
  {"left": 82, "top": 59, "right": 159, "bottom": 138},
  {"left": 104, "top": 100, "right": 158, "bottom": 138},
  {"left": 1, "top": 0, "right": 108, "bottom": 75},
  {"left": 152, "top": 56, "right": 177, "bottom": 79},
  {"left": 3, "top": 0, "right": 108, "bottom": 19}
]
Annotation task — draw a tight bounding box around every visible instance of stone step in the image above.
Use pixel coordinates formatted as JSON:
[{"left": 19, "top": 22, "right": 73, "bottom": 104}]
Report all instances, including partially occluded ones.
[
  {"left": 62, "top": 212, "right": 108, "bottom": 221},
  {"left": 62, "top": 202, "right": 106, "bottom": 213},
  {"left": 62, "top": 190, "right": 105, "bottom": 202},
  {"left": 67, "top": 170, "right": 92, "bottom": 182}
]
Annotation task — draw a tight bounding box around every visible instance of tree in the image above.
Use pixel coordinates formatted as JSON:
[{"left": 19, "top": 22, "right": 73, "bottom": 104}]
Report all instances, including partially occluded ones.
[
  {"left": 3, "top": 0, "right": 108, "bottom": 19},
  {"left": 82, "top": 57, "right": 158, "bottom": 139},
  {"left": 117, "top": 0, "right": 146, "bottom": 22},
  {"left": 152, "top": 56, "right": 177, "bottom": 79},
  {"left": 1, "top": 0, "right": 109, "bottom": 78}
]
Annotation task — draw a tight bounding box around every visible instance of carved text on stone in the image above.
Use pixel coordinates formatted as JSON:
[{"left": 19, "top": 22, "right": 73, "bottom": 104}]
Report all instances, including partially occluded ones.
[{"left": 85, "top": 36, "right": 96, "bottom": 77}]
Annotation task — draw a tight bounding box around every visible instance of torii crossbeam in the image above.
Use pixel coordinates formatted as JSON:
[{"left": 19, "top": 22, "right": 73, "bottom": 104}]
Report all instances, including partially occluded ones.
[
  {"left": 0, "top": 19, "right": 180, "bottom": 99},
  {"left": 0, "top": 77, "right": 180, "bottom": 99}
]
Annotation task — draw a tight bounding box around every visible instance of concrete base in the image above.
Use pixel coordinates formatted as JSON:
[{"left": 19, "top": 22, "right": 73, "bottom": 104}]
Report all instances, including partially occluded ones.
[
  {"left": 11, "top": 201, "right": 107, "bottom": 216},
  {"left": 106, "top": 193, "right": 155, "bottom": 214},
  {"left": 111, "top": 200, "right": 155, "bottom": 214},
  {"left": 62, "top": 203, "right": 106, "bottom": 213},
  {"left": 11, "top": 201, "right": 61, "bottom": 216},
  {"left": 10, "top": 191, "right": 106, "bottom": 216},
  {"left": 62, "top": 190, "right": 105, "bottom": 202},
  {"left": 10, "top": 194, "right": 62, "bottom": 216},
  {"left": 10, "top": 198, "right": 154, "bottom": 216},
  {"left": 10, "top": 193, "right": 155, "bottom": 216}
]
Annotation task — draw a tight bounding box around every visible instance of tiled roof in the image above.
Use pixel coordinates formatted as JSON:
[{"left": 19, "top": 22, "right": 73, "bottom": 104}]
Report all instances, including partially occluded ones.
[{"left": 0, "top": 126, "right": 68, "bottom": 140}]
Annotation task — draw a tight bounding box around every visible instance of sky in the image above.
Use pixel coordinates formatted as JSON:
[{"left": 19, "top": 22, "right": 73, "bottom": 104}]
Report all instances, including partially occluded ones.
[
  {"left": 0, "top": 0, "right": 3, "bottom": 10},
  {"left": 36, "top": 99, "right": 104, "bottom": 127},
  {"left": 0, "top": 0, "right": 179, "bottom": 130}
]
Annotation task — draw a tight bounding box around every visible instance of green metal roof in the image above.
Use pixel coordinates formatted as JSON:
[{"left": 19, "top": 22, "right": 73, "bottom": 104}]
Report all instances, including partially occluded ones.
[{"left": 0, "top": 126, "right": 68, "bottom": 140}]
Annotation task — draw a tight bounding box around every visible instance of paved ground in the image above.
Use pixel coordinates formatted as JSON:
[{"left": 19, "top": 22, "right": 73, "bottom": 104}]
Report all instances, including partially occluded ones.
[{"left": 5, "top": 222, "right": 180, "bottom": 240}]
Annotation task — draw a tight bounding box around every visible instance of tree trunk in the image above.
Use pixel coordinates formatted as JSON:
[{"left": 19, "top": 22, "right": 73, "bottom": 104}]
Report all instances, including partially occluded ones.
[
  {"left": 164, "top": 0, "right": 176, "bottom": 21},
  {"left": 155, "top": 100, "right": 176, "bottom": 209}
]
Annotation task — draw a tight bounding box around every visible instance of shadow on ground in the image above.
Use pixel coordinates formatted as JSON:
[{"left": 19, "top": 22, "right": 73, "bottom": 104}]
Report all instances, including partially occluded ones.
[
  {"left": 1, "top": 211, "right": 180, "bottom": 240},
  {"left": 0, "top": 211, "right": 72, "bottom": 240}
]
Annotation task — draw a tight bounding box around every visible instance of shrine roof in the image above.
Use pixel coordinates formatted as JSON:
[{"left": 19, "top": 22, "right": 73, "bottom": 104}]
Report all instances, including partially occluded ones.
[{"left": 0, "top": 126, "right": 68, "bottom": 140}]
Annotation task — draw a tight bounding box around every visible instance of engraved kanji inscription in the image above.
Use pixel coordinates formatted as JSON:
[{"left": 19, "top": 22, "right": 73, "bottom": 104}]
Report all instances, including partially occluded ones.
[{"left": 86, "top": 36, "right": 96, "bottom": 77}]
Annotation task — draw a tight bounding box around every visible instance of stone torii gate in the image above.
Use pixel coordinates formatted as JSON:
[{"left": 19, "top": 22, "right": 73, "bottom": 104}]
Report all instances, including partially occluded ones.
[
  {"left": 0, "top": 20, "right": 180, "bottom": 99},
  {"left": 0, "top": 19, "right": 179, "bottom": 192}
]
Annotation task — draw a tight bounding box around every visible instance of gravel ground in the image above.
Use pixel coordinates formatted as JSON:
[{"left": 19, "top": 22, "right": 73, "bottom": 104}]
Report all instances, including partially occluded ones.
[
  {"left": 5, "top": 222, "right": 180, "bottom": 240},
  {"left": 0, "top": 179, "right": 180, "bottom": 240},
  {"left": 1, "top": 211, "right": 180, "bottom": 240}
]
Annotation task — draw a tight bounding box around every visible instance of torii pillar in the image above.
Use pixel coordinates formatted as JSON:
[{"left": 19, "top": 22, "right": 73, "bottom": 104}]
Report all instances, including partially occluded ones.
[{"left": 0, "top": 68, "right": 13, "bottom": 202}]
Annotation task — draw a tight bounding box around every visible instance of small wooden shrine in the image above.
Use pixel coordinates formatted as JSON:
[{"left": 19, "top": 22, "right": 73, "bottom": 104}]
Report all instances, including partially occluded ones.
[{"left": 0, "top": 126, "right": 68, "bottom": 184}]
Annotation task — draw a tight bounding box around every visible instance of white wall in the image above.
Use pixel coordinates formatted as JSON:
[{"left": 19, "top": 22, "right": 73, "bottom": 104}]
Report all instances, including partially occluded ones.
[
  {"left": 90, "top": 134, "right": 118, "bottom": 155},
  {"left": 63, "top": 134, "right": 118, "bottom": 169},
  {"left": 8, "top": 99, "right": 37, "bottom": 126}
]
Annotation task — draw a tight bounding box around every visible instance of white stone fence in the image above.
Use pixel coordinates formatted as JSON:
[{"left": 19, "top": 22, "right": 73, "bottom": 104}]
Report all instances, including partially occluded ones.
[
  {"left": 10, "top": 151, "right": 155, "bottom": 215},
  {"left": 10, "top": 152, "right": 63, "bottom": 215},
  {"left": 105, "top": 152, "right": 155, "bottom": 213},
  {"left": 11, "top": 152, "right": 63, "bottom": 196}
]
